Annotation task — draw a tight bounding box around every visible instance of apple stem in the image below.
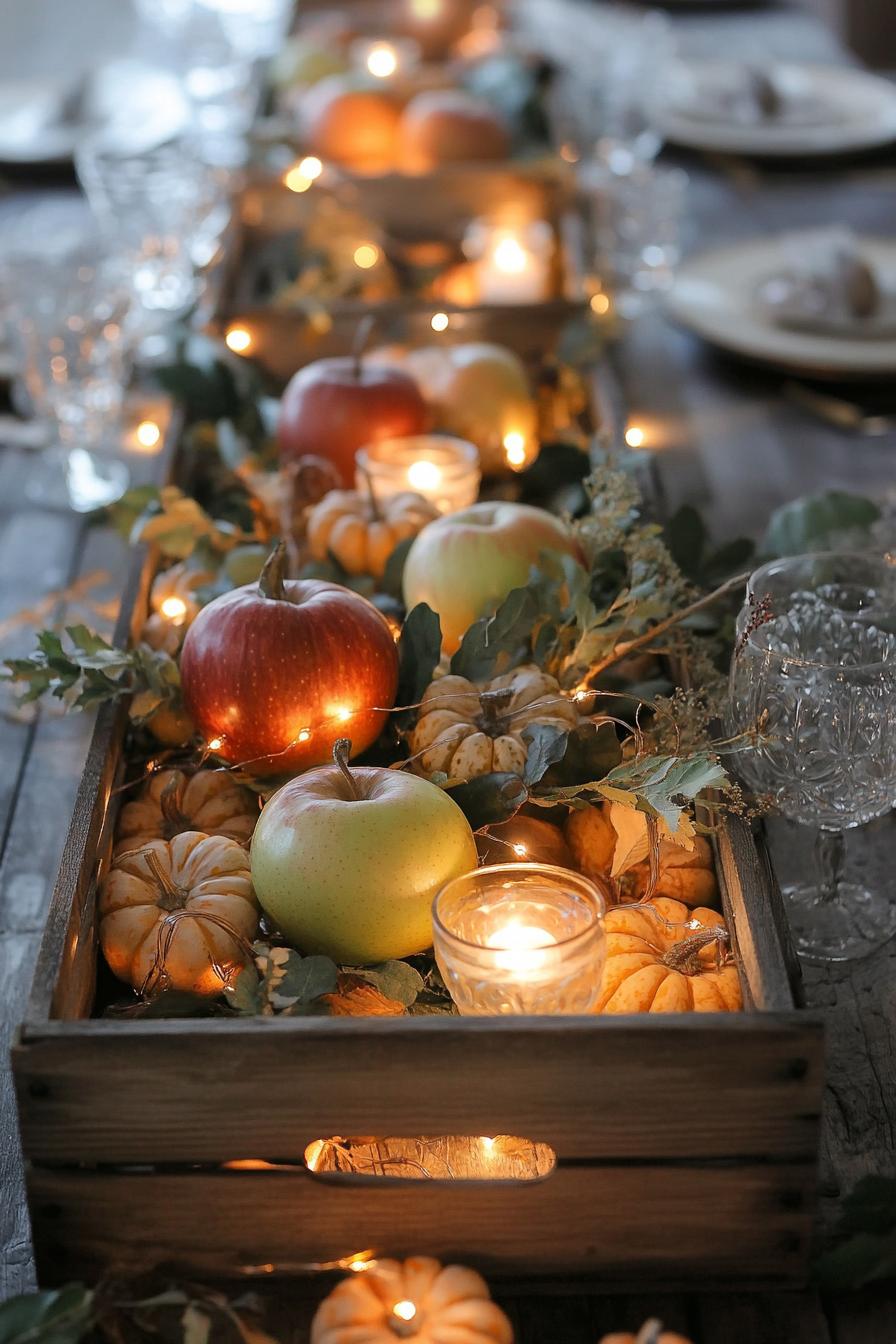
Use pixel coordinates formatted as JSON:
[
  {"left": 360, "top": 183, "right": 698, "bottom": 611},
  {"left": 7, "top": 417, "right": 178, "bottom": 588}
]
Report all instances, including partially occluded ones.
[
  {"left": 258, "top": 542, "right": 288, "bottom": 601},
  {"left": 333, "top": 738, "right": 361, "bottom": 800},
  {"left": 359, "top": 463, "right": 382, "bottom": 522},
  {"left": 352, "top": 314, "right": 376, "bottom": 381}
]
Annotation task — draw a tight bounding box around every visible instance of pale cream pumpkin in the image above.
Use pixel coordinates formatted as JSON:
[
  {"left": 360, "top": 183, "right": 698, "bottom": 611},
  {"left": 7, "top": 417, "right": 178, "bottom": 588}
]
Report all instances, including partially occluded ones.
[
  {"left": 149, "top": 561, "right": 215, "bottom": 628},
  {"left": 596, "top": 897, "right": 742, "bottom": 1014},
  {"left": 114, "top": 769, "right": 259, "bottom": 857},
  {"left": 311, "top": 1257, "right": 513, "bottom": 1344},
  {"left": 306, "top": 489, "right": 439, "bottom": 578},
  {"left": 99, "top": 831, "right": 259, "bottom": 996},
  {"left": 410, "top": 664, "right": 580, "bottom": 780}
]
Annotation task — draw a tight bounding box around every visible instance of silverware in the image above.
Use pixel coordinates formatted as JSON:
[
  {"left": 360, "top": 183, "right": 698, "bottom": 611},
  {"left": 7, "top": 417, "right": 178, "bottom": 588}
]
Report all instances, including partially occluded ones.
[{"left": 783, "top": 381, "right": 894, "bottom": 436}]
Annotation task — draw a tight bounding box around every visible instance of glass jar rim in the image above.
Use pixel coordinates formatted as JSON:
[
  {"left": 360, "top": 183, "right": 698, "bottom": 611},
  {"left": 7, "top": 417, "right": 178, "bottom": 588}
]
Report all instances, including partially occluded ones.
[
  {"left": 432, "top": 862, "right": 606, "bottom": 955},
  {"left": 740, "top": 549, "right": 896, "bottom": 672}
]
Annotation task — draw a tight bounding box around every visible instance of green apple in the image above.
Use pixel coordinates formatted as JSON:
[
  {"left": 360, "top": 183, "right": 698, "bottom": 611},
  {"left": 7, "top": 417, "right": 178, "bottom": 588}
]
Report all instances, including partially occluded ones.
[
  {"left": 269, "top": 35, "right": 350, "bottom": 92},
  {"left": 250, "top": 750, "right": 478, "bottom": 964},
  {"left": 403, "top": 500, "right": 583, "bottom": 653},
  {"left": 433, "top": 343, "right": 538, "bottom": 474}
]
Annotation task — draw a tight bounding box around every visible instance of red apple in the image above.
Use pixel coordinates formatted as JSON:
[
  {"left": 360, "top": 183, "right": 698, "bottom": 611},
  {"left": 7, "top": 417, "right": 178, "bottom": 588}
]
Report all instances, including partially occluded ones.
[
  {"left": 180, "top": 545, "right": 399, "bottom": 777},
  {"left": 278, "top": 355, "right": 429, "bottom": 487},
  {"left": 403, "top": 501, "right": 583, "bottom": 652}
]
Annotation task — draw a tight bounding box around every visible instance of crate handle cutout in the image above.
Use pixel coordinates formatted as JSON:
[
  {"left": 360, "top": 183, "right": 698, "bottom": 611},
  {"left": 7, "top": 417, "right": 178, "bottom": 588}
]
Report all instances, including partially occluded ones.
[{"left": 300, "top": 1135, "right": 557, "bottom": 1183}]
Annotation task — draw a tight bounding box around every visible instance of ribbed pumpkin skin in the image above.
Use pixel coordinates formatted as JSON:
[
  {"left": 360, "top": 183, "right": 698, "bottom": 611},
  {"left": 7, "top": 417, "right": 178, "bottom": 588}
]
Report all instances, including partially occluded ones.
[
  {"left": 99, "top": 831, "right": 259, "bottom": 996},
  {"left": 114, "top": 769, "right": 259, "bottom": 857},
  {"left": 596, "top": 898, "right": 742, "bottom": 1013},
  {"left": 311, "top": 1256, "right": 514, "bottom": 1344}
]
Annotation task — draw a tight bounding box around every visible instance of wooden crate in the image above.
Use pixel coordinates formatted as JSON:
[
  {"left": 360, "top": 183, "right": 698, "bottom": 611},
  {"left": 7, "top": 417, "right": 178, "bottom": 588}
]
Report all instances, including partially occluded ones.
[
  {"left": 11, "top": 433, "right": 823, "bottom": 1286},
  {"left": 213, "top": 177, "right": 587, "bottom": 386}
]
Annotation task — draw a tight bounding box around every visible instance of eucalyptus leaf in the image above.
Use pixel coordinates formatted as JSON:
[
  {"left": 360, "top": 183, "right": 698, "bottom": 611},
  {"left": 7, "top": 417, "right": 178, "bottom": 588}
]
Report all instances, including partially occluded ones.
[
  {"left": 396, "top": 604, "right": 442, "bottom": 723},
  {"left": 277, "top": 953, "right": 339, "bottom": 1004},
  {"left": 447, "top": 772, "right": 528, "bottom": 828},
  {"left": 224, "top": 967, "right": 264, "bottom": 1015},
  {"left": 0, "top": 1285, "right": 93, "bottom": 1344},
  {"left": 450, "top": 586, "right": 539, "bottom": 681},
  {"left": 349, "top": 960, "right": 425, "bottom": 1007},
  {"left": 521, "top": 722, "right": 570, "bottom": 786},
  {"left": 182, "top": 1304, "right": 212, "bottom": 1344},
  {"left": 379, "top": 536, "right": 414, "bottom": 600},
  {"left": 762, "top": 490, "right": 880, "bottom": 558}
]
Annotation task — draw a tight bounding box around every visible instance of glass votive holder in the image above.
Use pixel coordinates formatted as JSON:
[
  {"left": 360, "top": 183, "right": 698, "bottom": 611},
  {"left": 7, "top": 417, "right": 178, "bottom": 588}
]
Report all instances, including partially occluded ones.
[
  {"left": 463, "top": 217, "right": 555, "bottom": 305},
  {"left": 579, "top": 161, "right": 687, "bottom": 318},
  {"left": 356, "top": 434, "right": 481, "bottom": 515},
  {"left": 432, "top": 863, "right": 607, "bottom": 1015}
]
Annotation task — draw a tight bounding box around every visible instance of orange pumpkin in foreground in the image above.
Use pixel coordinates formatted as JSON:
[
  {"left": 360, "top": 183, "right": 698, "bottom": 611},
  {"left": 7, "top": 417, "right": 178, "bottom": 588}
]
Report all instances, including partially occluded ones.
[
  {"left": 596, "top": 897, "right": 742, "bottom": 1013},
  {"left": 311, "top": 1257, "right": 513, "bottom": 1344},
  {"left": 99, "top": 832, "right": 259, "bottom": 996}
]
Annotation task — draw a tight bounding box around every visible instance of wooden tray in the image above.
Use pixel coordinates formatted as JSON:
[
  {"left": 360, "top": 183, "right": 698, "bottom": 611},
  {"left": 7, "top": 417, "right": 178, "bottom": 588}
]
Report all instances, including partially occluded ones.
[
  {"left": 212, "top": 177, "right": 587, "bottom": 386},
  {"left": 12, "top": 420, "right": 823, "bottom": 1291}
]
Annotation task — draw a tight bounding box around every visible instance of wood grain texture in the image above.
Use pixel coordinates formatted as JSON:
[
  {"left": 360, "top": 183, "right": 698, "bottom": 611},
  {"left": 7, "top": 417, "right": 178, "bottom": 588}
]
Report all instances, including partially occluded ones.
[
  {"left": 15, "top": 1013, "right": 822, "bottom": 1165},
  {"left": 26, "top": 1162, "right": 815, "bottom": 1286}
]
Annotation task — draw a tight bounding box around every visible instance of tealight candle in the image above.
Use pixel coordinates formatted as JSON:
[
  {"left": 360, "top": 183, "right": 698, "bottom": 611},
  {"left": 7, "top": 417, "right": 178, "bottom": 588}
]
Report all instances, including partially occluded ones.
[
  {"left": 356, "top": 434, "right": 480, "bottom": 515},
  {"left": 432, "top": 863, "right": 606, "bottom": 1015},
  {"left": 463, "top": 217, "right": 554, "bottom": 304}
]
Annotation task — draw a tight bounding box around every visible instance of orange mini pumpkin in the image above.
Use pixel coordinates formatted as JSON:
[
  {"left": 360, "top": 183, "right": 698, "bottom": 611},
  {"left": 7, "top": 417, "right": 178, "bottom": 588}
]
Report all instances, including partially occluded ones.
[
  {"left": 99, "top": 832, "right": 259, "bottom": 996},
  {"left": 596, "top": 897, "right": 742, "bottom": 1014},
  {"left": 311, "top": 1257, "right": 513, "bottom": 1344},
  {"left": 114, "top": 769, "right": 259, "bottom": 857}
]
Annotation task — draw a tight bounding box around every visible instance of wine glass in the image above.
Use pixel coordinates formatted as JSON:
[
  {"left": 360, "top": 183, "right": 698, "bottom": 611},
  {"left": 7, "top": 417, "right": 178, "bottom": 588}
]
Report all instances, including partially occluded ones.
[
  {"left": 0, "top": 239, "right": 133, "bottom": 512},
  {"left": 728, "top": 552, "right": 896, "bottom": 961}
]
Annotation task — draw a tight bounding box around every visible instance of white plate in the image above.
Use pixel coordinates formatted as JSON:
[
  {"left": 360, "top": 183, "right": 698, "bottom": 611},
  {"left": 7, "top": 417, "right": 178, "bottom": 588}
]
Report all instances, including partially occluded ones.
[
  {"left": 654, "top": 60, "right": 896, "bottom": 157},
  {"left": 665, "top": 236, "right": 896, "bottom": 378}
]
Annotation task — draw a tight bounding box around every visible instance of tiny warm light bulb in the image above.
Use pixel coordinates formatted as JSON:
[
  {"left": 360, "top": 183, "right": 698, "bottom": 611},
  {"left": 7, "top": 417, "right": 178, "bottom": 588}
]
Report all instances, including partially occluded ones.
[
  {"left": 353, "top": 243, "right": 380, "bottom": 270},
  {"left": 299, "top": 155, "right": 323, "bottom": 180},
  {"left": 392, "top": 1302, "right": 417, "bottom": 1323},
  {"left": 481, "top": 1136, "right": 497, "bottom": 1150},
  {"left": 136, "top": 419, "right": 161, "bottom": 449},
  {"left": 366, "top": 42, "right": 398, "bottom": 77},
  {"left": 159, "top": 596, "right": 188, "bottom": 624},
  {"left": 512, "top": 843, "right": 527, "bottom": 857},
  {"left": 625, "top": 425, "right": 646, "bottom": 448},
  {"left": 430, "top": 311, "right": 450, "bottom": 332},
  {"left": 207, "top": 737, "right": 224, "bottom": 752},
  {"left": 225, "top": 327, "right": 252, "bottom": 354},
  {"left": 297, "top": 728, "right": 312, "bottom": 743},
  {"left": 493, "top": 236, "right": 528, "bottom": 275},
  {"left": 503, "top": 431, "right": 527, "bottom": 469},
  {"left": 336, "top": 707, "right": 353, "bottom": 723},
  {"left": 574, "top": 687, "right": 591, "bottom": 703},
  {"left": 283, "top": 163, "right": 313, "bottom": 193},
  {"left": 590, "top": 292, "right": 610, "bottom": 315},
  {"left": 407, "top": 459, "right": 442, "bottom": 492}
]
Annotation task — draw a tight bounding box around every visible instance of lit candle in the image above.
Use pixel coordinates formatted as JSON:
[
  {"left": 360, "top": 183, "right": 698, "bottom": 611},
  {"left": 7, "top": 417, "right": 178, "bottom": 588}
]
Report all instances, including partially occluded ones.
[
  {"left": 350, "top": 36, "right": 421, "bottom": 82},
  {"left": 356, "top": 434, "right": 480, "bottom": 515},
  {"left": 432, "top": 863, "right": 606, "bottom": 1015},
  {"left": 464, "top": 217, "right": 554, "bottom": 305}
]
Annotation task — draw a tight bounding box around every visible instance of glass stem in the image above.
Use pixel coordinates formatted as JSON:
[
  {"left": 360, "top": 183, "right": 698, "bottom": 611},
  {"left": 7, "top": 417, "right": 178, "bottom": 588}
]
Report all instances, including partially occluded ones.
[{"left": 815, "top": 829, "right": 845, "bottom": 904}]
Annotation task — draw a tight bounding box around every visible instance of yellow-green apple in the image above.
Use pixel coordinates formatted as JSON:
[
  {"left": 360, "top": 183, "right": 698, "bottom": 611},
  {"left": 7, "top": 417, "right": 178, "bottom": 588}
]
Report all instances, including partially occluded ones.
[
  {"left": 301, "top": 74, "right": 403, "bottom": 171},
  {"left": 431, "top": 343, "right": 538, "bottom": 474},
  {"left": 399, "top": 89, "right": 511, "bottom": 171},
  {"left": 270, "top": 34, "right": 351, "bottom": 93},
  {"left": 278, "top": 353, "right": 429, "bottom": 487},
  {"left": 403, "top": 500, "right": 583, "bottom": 652},
  {"left": 251, "top": 742, "right": 478, "bottom": 963}
]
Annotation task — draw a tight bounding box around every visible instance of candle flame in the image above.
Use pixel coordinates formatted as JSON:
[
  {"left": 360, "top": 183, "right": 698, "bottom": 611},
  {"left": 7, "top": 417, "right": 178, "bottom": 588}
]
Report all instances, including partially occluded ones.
[
  {"left": 225, "top": 327, "right": 252, "bottom": 354},
  {"left": 159, "top": 596, "right": 188, "bottom": 623},
  {"left": 407, "top": 459, "right": 442, "bottom": 492},
  {"left": 367, "top": 43, "right": 398, "bottom": 77},
  {"left": 135, "top": 419, "right": 161, "bottom": 449},
  {"left": 393, "top": 1301, "right": 417, "bottom": 1323},
  {"left": 353, "top": 243, "right": 381, "bottom": 270},
  {"left": 503, "top": 431, "right": 527, "bottom": 469},
  {"left": 493, "top": 236, "right": 529, "bottom": 275}
]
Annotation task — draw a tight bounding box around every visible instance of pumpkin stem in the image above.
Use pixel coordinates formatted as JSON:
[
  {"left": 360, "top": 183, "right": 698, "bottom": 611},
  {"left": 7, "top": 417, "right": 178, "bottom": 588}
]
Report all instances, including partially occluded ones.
[
  {"left": 477, "top": 686, "right": 514, "bottom": 736},
  {"left": 642, "top": 815, "right": 661, "bottom": 903},
  {"left": 159, "top": 773, "right": 190, "bottom": 838},
  {"left": 352, "top": 314, "right": 375, "bottom": 381},
  {"left": 635, "top": 1321, "right": 664, "bottom": 1344},
  {"left": 358, "top": 462, "right": 383, "bottom": 522},
  {"left": 661, "top": 925, "right": 729, "bottom": 975},
  {"left": 142, "top": 847, "right": 190, "bottom": 913},
  {"left": 258, "top": 542, "right": 289, "bottom": 601},
  {"left": 333, "top": 738, "right": 362, "bottom": 801}
]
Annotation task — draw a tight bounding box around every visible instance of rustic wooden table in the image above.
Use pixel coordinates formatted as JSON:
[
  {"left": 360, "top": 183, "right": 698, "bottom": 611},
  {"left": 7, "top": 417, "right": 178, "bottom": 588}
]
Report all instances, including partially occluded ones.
[{"left": 1, "top": 4, "right": 895, "bottom": 1340}]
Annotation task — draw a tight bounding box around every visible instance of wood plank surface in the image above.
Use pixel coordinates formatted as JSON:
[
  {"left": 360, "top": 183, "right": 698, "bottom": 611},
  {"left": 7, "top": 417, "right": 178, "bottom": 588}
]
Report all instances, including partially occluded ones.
[{"left": 27, "top": 1162, "right": 816, "bottom": 1286}]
